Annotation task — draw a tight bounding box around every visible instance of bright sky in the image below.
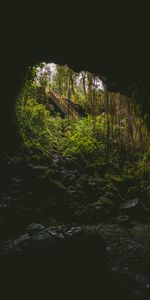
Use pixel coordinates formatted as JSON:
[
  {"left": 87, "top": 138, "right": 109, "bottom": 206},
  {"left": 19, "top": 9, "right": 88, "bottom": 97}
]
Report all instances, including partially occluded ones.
[{"left": 36, "top": 62, "right": 104, "bottom": 91}]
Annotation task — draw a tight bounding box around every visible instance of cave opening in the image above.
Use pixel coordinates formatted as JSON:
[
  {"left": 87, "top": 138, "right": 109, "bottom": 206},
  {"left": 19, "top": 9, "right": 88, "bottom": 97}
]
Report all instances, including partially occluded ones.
[
  {"left": 16, "top": 61, "right": 149, "bottom": 177},
  {"left": 1, "top": 60, "right": 150, "bottom": 300},
  {"left": 1, "top": 2, "right": 150, "bottom": 298}
]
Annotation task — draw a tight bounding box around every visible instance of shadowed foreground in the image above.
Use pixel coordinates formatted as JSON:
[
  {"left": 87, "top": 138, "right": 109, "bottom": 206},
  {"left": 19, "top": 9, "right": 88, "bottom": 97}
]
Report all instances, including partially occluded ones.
[{"left": 0, "top": 226, "right": 109, "bottom": 300}]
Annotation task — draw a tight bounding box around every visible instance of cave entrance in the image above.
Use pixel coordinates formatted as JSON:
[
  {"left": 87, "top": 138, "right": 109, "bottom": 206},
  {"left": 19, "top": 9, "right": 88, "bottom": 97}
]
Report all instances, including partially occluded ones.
[{"left": 16, "top": 61, "right": 148, "bottom": 167}]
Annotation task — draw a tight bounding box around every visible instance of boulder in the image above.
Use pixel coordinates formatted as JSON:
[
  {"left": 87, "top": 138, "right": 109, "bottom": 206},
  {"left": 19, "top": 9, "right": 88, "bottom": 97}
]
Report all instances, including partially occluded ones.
[
  {"left": 121, "top": 198, "right": 140, "bottom": 210},
  {"left": 115, "top": 215, "right": 133, "bottom": 227},
  {"left": 120, "top": 198, "right": 141, "bottom": 218}
]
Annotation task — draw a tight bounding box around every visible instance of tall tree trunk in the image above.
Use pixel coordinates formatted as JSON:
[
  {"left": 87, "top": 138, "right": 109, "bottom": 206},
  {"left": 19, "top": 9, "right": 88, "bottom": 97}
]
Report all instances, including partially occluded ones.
[{"left": 69, "top": 71, "right": 75, "bottom": 96}]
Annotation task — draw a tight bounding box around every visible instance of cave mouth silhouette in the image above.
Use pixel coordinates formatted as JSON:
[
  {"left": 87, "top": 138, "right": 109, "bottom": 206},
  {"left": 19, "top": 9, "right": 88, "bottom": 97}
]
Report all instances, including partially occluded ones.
[
  {"left": 16, "top": 60, "right": 147, "bottom": 161},
  {"left": 1, "top": 49, "right": 150, "bottom": 154}
]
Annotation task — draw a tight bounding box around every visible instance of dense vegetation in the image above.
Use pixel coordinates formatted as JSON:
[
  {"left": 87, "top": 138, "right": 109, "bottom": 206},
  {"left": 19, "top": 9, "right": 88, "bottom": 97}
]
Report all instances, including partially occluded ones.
[
  {"left": 14, "top": 63, "right": 150, "bottom": 226},
  {"left": 16, "top": 63, "right": 150, "bottom": 177}
]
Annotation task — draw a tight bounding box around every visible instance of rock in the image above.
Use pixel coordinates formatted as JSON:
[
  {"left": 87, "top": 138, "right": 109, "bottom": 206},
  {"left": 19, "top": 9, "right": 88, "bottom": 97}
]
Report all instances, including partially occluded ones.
[
  {"left": 104, "top": 191, "right": 119, "bottom": 200},
  {"left": 65, "top": 186, "right": 84, "bottom": 201},
  {"left": 75, "top": 197, "right": 118, "bottom": 224},
  {"left": 127, "top": 186, "right": 141, "bottom": 198},
  {"left": 120, "top": 198, "right": 149, "bottom": 222},
  {"left": 120, "top": 198, "right": 141, "bottom": 221},
  {"left": 27, "top": 223, "right": 45, "bottom": 234},
  {"left": 116, "top": 215, "right": 133, "bottom": 227},
  {"left": 95, "top": 196, "right": 118, "bottom": 213},
  {"left": 110, "top": 175, "right": 124, "bottom": 183},
  {"left": 96, "top": 196, "right": 114, "bottom": 206},
  {"left": 121, "top": 198, "right": 140, "bottom": 210},
  {"left": 62, "top": 170, "right": 79, "bottom": 184},
  {"left": 28, "top": 163, "right": 49, "bottom": 173},
  {"left": 0, "top": 225, "right": 108, "bottom": 299}
]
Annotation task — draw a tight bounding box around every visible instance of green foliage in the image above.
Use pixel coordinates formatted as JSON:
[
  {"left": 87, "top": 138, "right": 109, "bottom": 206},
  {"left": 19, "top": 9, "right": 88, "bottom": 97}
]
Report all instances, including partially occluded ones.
[
  {"left": 62, "top": 117, "right": 101, "bottom": 159},
  {"left": 16, "top": 98, "right": 52, "bottom": 151},
  {"left": 16, "top": 63, "right": 150, "bottom": 186},
  {"left": 135, "top": 145, "right": 150, "bottom": 177}
]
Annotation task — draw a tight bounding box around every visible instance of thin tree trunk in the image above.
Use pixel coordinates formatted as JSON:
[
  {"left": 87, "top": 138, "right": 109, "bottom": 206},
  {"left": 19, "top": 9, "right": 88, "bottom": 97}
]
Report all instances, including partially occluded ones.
[{"left": 106, "top": 91, "right": 110, "bottom": 160}]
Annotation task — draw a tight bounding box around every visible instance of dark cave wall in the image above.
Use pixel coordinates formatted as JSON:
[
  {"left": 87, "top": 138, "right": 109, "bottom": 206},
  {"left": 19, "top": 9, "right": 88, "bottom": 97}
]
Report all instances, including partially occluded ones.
[
  {"left": 0, "top": 56, "right": 27, "bottom": 149},
  {"left": 1, "top": 3, "right": 150, "bottom": 150}
]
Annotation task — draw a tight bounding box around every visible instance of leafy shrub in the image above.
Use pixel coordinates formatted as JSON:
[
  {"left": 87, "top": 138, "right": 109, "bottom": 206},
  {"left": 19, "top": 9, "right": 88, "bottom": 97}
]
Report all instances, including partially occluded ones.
[
  {"left": 62, "top": 116, "right": 106, "bottom": 161},
  {"left": 16, "top": 98, "right": 53, "bottom": 151}
]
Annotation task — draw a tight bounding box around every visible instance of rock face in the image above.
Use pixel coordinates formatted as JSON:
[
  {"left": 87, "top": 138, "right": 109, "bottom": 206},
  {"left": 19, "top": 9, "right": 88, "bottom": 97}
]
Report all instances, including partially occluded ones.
[{"left": 0, "top": 224, "right": 108, "bottom": 300}]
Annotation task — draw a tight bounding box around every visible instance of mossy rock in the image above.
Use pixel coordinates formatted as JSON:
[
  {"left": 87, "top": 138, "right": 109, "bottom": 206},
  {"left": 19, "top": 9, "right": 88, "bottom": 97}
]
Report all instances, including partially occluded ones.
[
  {"left": 102, "top": 183, "right": 122, "bottom": 202},
  {"left": 86, "top": 162, "right": 108, "bottom": 175},
  {"left": 104, "top": 191, "right": 121, "bottom": 203},
  {"left": 115, "top": 215, "right": 133, "bottom": 227},
  {"left": 95, "top": 197, "right": 114, "bottom": 206},
  {"left": 109, "top": 175, "right": 124, "bottom": 183},
  {"left": 109, "top": 175, "right": 139, "bottom": 197},
  {"left": 126, "top": 186, "right": 141, "bottom": 198}
]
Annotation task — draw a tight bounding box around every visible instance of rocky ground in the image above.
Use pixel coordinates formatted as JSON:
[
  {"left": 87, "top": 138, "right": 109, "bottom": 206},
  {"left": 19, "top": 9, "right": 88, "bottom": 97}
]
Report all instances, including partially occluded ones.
[
  {"left": 1, "top": 152, "right": 150, "bottom": 299},
  {"left": 100, "top": 223, "right": 150, "bottom": 300}
]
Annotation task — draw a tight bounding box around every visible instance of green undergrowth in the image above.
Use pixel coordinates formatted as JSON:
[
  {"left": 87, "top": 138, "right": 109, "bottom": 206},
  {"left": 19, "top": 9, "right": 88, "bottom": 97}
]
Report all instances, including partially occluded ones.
[{"left": 16, "top": 95, "right": 150, "bottom": 180}]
